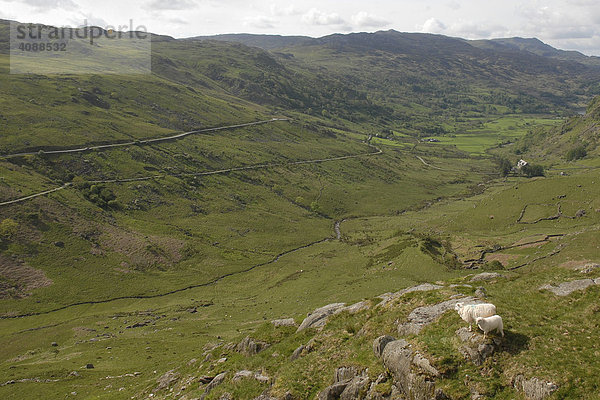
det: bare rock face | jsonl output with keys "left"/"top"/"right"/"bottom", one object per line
{"left": 374, "top": 336, "right": 446, "bottom": 400}
{"left": 237, "top": 336, "right": 269, "bottom": 355}
{"left": 513, "top": 375, "right": 558, "bottom": 400}
{"left": 539, "top": 279, "right": 598, "bottom": 296}
{"left": 455, "top": 327, "right": 500, "bottom": 366}
{"left": 297, "top": 303, "right": 346, "bottom": 332}
{"left": 397, "top": 297, "right": 477, "bottom": 336}
{"left": 290, "top": 338, "right": 316, "bottom": 361}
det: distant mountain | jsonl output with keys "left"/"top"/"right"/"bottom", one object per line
{"left": 468, "top": 37, "right": 600, "bottom": 66}
{"left": 188, "top": 33, "right": 313, "bottom": 50}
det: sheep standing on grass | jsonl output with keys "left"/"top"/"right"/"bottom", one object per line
{"left": 455, "top": 302, "right": 497, "bottom": 331}
{"left": 476, "top": 315, "right": 504, "bottom": 338}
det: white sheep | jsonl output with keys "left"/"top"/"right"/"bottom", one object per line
{"left": 454, "top": 302, "right": 497, "bottom": 331}
{"left": 476, "top": 315, "right": 504, "bottom": 338}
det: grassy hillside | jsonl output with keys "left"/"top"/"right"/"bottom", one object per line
{"left": 0, "top": 20, "right": 599, "bottom": 400}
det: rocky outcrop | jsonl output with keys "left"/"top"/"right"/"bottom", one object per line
{"left": 455, "top": 327, "right": 500, "bottom": 366}
{"left": 237, "top": 336, "right": 269, "bottom": 355}
{"left": 377, "top": 283, "right": 443, "bottom": 308}
{"left": 317, "top": 367, "right": 369, "bottom": 400}
{"left": 374, "top": 336, "right": 446, "bottom": 400}
{"left": 397, "top": 297, "right": 476, "bottom": 336}
{"left": 297, "top": 303, "right": 346, "bottom": 332}
{"left": 344, "top": 301, "right": 370, "bottom": 314}
{"left": 470, "top": 272, "right": 505, "bottom": 282}
{"left": 232, "top": 370, "right": 270, "bottom": 383}
{"left": 154, "top": 370, "right": 179, "bottom": 392}
{"left": 539, "top": 279, "right": 599, "bottom": 296}
{"left": 200, "top": 372, "right": 227, "bottom": 400}
{"left": 513, "top": 375, "right": 558, "bottom": 400}
{"left": 271, "top": 318, "right": 297, "bottom": 328}
{"left": 290, "top": 338, "right": 316, "bottom": 360}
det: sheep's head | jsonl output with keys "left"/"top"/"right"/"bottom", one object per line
{"left": 475, "top": 317, "right": 483, "bottom": 325}
{"left": 454, "top": 302, "right": 464, "bottom": 311}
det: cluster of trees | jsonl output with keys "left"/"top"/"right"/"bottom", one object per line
{"left": 565, "top": 145, "right": 587, "bottom": 161}
{"left": 496, "top": 157, "right": 544, "bottom": 177}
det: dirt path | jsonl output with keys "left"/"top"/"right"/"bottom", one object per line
{"left": 415, "top": 155, "right": 443, "bottom": 170}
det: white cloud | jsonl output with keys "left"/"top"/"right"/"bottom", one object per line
{"left": 446, "top": 1, "right": 461, "bottom": 10}
{"left": 421, "top": 17, "right": 446, "bottom": 34}
{"left": 302, "top": 8, "right": 345, "bottom": 26}
{"left": 9, "top": 0, "right": 77, "bottom": 11}
{"left": 244, "top": 15, "right": 276, "bottom": 29}
{"left": 270, "top": 4, "right": 300, "bottom": 17}
{"left": 147, "top": 0, "right": 196, "bottom": 11}
{"left": 350, "top": 11, "right": 389, "bottom": 28}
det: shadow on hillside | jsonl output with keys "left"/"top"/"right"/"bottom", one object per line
{"left": 499, "top": 330, "right": 530, "bottom": 355}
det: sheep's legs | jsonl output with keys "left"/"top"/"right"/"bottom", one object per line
{"left": 468, "top": 325, "right": 472, "bottom": 332}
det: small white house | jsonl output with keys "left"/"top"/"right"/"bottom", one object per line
{"left": 516, "top": 159, "right": 528, "bottom": 169}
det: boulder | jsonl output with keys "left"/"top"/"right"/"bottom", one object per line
{"left": 297, "top": 303, "right": 346, "bottom": 332}
{"left": 539, "top": 279, "right": 598, "bottom": 296}
{"left": 397, "top": 297, "right": 476, "bottom": 336}
{"left": 237, "top": 336, "right": 269, "bottom": 355}
{"left": 513, "top": 375, "right": 558, "bottom": 400}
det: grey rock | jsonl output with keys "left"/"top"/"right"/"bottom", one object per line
{"left": 377, "top": 283, "right": 443, "bottom": 308}
{"left": 470, "top": 272, "right": 503, "bottom": 282}
{"left": 373, "top": 335, "right": 396, "bottom": 358}
{"left": 412, "top": 352, "right": 440, "bottom": 377}
{"left": 297, "top": 303, "right": 346, "bottom": 332}
{"left": 344, "top": 301, "right": 370, "bottom": 314}
{"left": 340, "top": 373, "right": 370, "bottom": 400}
{"left": 200, "top": 372, "right": 226, "bottom": 400}
{"left": 576, "top": 263, "right": 600, "bottom": 273}
{"left": 474, "top": 287, "right": 487, "bottom": 298}
{"left": 456, "top": 327, "right": 498, "bottom": 366}
{"left": 290, "top": 344, "right": 305, "bottom": 361}
{"left": 232, "top": 370, "right": 253, "bottom": 382}
{"left": 317, "top": 382, "right": 349, "bottom": 400}
{"left": 290, "top": 338, "right": 316, "bottom": 361}
{"left": 237, "top": 336, "right": 269, "bottom": 355}
{"left": 154, "top": 370, "right": 179, "bottom": 392}
{"left": 539, "top": 279, "right": 597, "bottom": 296}
{"left": 513, "top": 375, "right": 558, "bottom": 400}
{"left": 334, "top": 366, "right": 358, "bottom": 383}
{"left": 379, "top": 339, "right": 445, "bottom": 400}
{"left": 271, "top": 318, "right": 297, "bottom": 327}
{"left": 398, "top": 297, "right": 476, "bottom": 336}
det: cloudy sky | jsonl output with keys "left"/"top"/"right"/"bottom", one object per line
{"left": 2, "top": 0, "right": 600, "bottom": 55}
